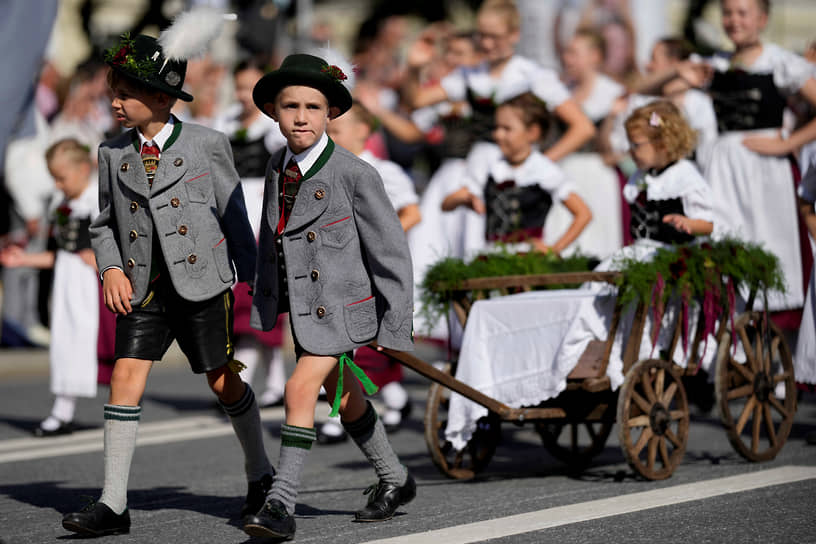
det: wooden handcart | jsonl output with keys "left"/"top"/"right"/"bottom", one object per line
{"left": 377, "top": 271, "right": 797, "bottom": 481}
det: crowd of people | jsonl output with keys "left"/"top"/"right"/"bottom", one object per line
{"left": 2, "top": 0, "right": 816, "bottom": 467}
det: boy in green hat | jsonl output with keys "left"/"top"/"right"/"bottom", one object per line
{"left": 62, "top": 12, "right": 274, "bottom": 537}
{"left": 243, "top": 51, "right": 416, "bottom": 540}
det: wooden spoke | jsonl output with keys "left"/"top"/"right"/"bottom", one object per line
{"left": 669, "top": 410, "right": 686, "bottom": 421}
{"left": 633, "top": 426, "right": 653, "bottom": 456}
{"left": 655, "top": 368, "right": 665, "bottom": 398}
{"left": 772, "top": 372, "right": 792, "bottom": 384}
{"left": 735, "top": 396, "right": 757, "bottom": 435}
{"left": 647, "top": 435, "right": 659, "bottom": 470}
{"left": 738, "top": 326, "right": 759, "bottom": 372}
{"left": 763, "top": 402, "right": 777, "bottom": 448}
{"left": 641, "top": 372, "right": 657, "bottom": 403}
{"left": 768, "top": 395, "right": 789, "bottom": 419}
{"left": 727, "top": 384, "right": 754, "bottom": 400}
{"left": 627, "top": 415, "right": 650, "bottom": 428}
{"left": 751, "top": 403, "right": 762, "bottom": 453}
{"left": 453, "top": 449, "right": 465, "bottom": 468}
{"left": 755, "top": 329, "right": 766, "bottom": 375}
{"left": 728, "top": 356, "right": 755, "bottom": 383}
{"left": 665, "top": 428, "right": 682, "bottom": 448}
{"left": 632, "top": 390, "right": 652, "bottom": 413}
{"left": 661, "top": 382, "right": 678, "bottom": 405}
{"left": 659, "top": 436, "right": 671, "bottom": 468}
{"left": 770, "top": 336, "right": 781, "bottom": 362}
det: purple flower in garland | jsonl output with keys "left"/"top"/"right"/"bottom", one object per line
{"left": 321, "top": 64, "right": 348, "bottom": 82}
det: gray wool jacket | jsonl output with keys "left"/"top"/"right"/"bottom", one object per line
{"left": 250, "top": 140, "right": 414, "bottom": 355}
{"left": 90, "top": 121, "right": 257, "bottom": 304}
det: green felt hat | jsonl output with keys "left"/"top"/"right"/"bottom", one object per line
{"left": 252, "top": 54, "right": 353, "bottom": 117}
{"left": 105, "top": 33, "right": 193, "bottom": 102}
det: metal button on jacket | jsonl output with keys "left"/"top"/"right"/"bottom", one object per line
{"left": 314, "top": 189, "right": 325, "bottom": 200}
{"left": 177, "top": 225, "right": 188, "bottom": 235}
{"left": 174, "top": 158, "right": 183, "bottom": 167}
{"left": 311, "top": 269, "right": 320, "bottom": 281}
{"left": 130, "top": 201, "right": 139, "bottom": 212}
{"left": 306, "top": 231, "right": 316, "bottom": 242}
{"left": 127, "top": 258, "right": 136, "bottom": 269}
{"left": 170, "top": 197, "right": 180, "bottom": 208}
{"left": 187, "top": 254, "right": 197, "bottom": 264}
{"left": 120, "top": 163, "right": 129, "bottom": 172}
{"left": 316, "top": 306, "right": 326, "bottom": 318}
{"left": 129, "top": 230, "right": 138, "bottom": 241}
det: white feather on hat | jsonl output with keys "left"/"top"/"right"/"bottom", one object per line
{"left": 311, "top": 46, "right": 356, "bottom": 91}
{"left": 158, "top": 6, "right": 227, "bottom": 69}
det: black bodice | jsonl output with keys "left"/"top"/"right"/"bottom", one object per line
{"left": 465, "top": 88, "right": 498, "bottom": 145}
{"left": 709, "top": 71, "right": 786, "bottom": 132}
{"left": 53, "top": 214, "right": 92, "bottom": 253}
{"left": 628, "top": 192, "right": 694, "bottom": 245}
{"left": 230, "top": 134, "right": 272, "bottom": 178}
{"left": 484, "top": 176, "right": 553, "bottom": 242}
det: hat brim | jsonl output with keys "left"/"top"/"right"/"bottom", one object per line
{"left": 252, "top": 69, "right": 352, "bottom": 117}
{"left": 108, "top": 63, "right": 194, "bottom": 102}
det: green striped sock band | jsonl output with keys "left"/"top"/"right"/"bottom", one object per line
{"left": 104, "top": 404, "right": 142, "bottom": 422}
{"left": 281, "top": 424, "right": 316, "bottom": 450}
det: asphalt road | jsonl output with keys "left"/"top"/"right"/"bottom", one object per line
{"left": 1, "top": 343, "right": 815, "bottom": 544}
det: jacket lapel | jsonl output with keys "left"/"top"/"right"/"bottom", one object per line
{"left": 149, "top": 148, "right": 188, "bottom": 195}
{"left": 284, "top": 176, "right": 331, "bottom": 232}
{"left": 116, "top": 149, "right": 150, "bottom": 198}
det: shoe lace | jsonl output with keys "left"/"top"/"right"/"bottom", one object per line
{"left": 263, "top": 500, "right": 289, "bottom": 519}
{"left": 78, "top": 495, "right": 97, "bottom": 512}
{"left": 362, "top": 481, "right": 384, "bottom": 496}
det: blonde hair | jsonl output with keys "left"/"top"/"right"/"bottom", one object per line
{"left": 478, "top": 0, "right": 521, "bottom": 32}
{"left": 348, "top": 100, "right": 378, "bottom": 132}
{"left": 46, "top": 138, "right": 92, "bottom": 166}
{"left": 624, "top": 101, "right": 697, "bottom": 162}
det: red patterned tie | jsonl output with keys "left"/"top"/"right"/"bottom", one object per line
{"left": 141, "top": 142, "right": 160, "bottom": 186}
{"left": 277, "top": 158, "right": 302, "bottom": 234}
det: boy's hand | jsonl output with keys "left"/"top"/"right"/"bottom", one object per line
{"left": 663, "top": 214, "right": 692, "bottom": 234}
{"left": 103, "top": 268, "right": 134, "bottom": 314}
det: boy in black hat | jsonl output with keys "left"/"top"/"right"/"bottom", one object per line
{"left": 243, "top": 51, "right": 416, "bottom": 540}
{"left": 62, "top": 12, "right": 274, "bottom": 537}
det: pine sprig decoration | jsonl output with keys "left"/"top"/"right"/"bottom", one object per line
{"left": 105, "top": 33, "right": 158, "bottom": 79}
{"left": 418, "top": 249, "right": 595, "bottom": 331}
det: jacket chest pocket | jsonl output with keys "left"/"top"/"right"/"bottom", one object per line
{"left": 319, "top": 216, "right": 353, "bottom": 249}
{"left": 185, "top": 173, "right": 213, "bottom": 203}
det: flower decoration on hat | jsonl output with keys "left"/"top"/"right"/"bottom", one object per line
{"left": 321, "top": 64, "right": 348, "bottom": 82}
{"left": 105, "top": 33, "right": 158, "bottom": 80}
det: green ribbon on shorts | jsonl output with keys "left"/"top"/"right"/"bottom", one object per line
{"left": 330, "top": 353, "right": 379, "bottom": 417}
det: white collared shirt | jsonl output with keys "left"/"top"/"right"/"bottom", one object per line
{"left": 137, "top": 115, "right": 176, "bottom": 155}
{"left": 282, "top": 131, "right": 328, "bottom": 175}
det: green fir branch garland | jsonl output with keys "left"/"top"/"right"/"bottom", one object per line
{"left": 105, "top": 33, "right": 159, "bottom": 80}
{"left": 418, "top": 249, "right": 595, "bottom": 330}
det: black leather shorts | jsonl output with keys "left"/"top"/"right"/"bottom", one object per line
{"left": 115, "top": 277, "right": 235, "bottom": 374}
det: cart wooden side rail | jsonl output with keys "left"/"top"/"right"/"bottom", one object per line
{"left": 374, "top": 271, "right": 797, "bottom": 481}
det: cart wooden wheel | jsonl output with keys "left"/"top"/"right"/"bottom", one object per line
{"left": 424, "top": 363, "right": 500, "bottom": 479}
{"left": 536, "top": 394, "right": 615, "bottom": 470}
{"left": 617, "top": 359, "right": 689, "bottom": 480}
{"left": 715, "top": 311, "right": 796, "bottom": 462}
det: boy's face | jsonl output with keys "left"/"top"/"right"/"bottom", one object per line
{"left": 110, "top": 79, "right": 169, "bottom": 130}
{"left": 49, "top": 154, "right": 90, "bottom": 201}
{"left": 266, "top": 86, "right": 336, "bottom": 154}
{"left": 326, "top": 111, "right": 369, "bottom": 154}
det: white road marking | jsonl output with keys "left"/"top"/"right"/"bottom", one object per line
{"left": 0, "top": 403, "right": 379, "bottom": 464}
{"left": 360, "top": 465, "right": 816, "bottom": 544}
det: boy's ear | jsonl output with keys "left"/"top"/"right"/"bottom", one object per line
{"left": 264, "top": 103, "right": 279, "bottom": 122}
{"left": 328, "top": 106, "right": 342, "bottom": 120}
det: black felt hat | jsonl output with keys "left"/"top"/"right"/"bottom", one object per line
{"left": 105, "top": 33, "right": 193, "bottom": 102}
{"left": 253, "top": 54, "right": 353, "bottom": 117}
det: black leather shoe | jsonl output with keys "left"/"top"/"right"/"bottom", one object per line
{"left": 243, "top": 499, "right": 295, "bottom": 540}
{"left": 354, "top": 473, "right": 416, "bottom": 522}
{"left": 241, "top": 472, "right": 274, "bottom": 519}
{"left": 62, "top": 501, "right": 130, "bottom": 536}
{"left": 33, "top": 420, "right": 74, "bottom": 437}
